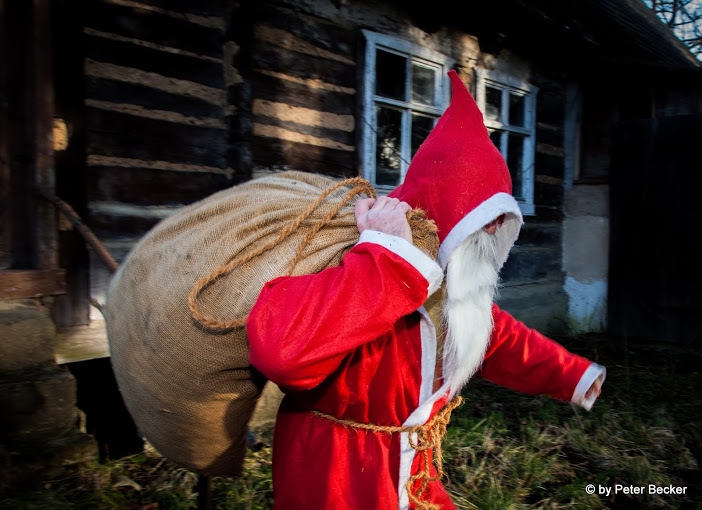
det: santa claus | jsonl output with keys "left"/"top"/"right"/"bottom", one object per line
{"left": 246, "top": 70, "right": 605, "bottom": 509}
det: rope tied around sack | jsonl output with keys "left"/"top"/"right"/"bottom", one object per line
{"left": 312, "top": 396, "right": 463, "bottom": 510}
{"left": 188, "top": 176, "right": 377, "bottom": 331}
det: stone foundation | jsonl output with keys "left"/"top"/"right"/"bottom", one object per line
{"left": 0, "top": 300, "right": 96, "bottom": 495}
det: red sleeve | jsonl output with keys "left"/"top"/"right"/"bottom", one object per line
{"left": 478, "top": 304, "right": 593, "bottom": 402}
{"left": 246, "top": 240, "right": 439, "bottom": 391}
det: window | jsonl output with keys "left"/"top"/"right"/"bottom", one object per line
{"left": 361, "top": 31, "right": 454, "bottom": 192}
{"left": 475, "top": 68, "right": 537, "bottom": 216}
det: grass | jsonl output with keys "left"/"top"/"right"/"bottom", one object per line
{"left": 1, "top": 334, "right": 700, "bottom": 509}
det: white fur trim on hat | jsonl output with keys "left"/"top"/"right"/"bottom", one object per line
{"left": 438, "top": 192, "right": 523, "bottom": 270}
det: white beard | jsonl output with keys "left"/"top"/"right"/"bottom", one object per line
{"left": 441, "top": 229, "right": 500, "bottom": 396}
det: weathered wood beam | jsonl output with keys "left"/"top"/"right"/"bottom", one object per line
{"left": 0, "top": 269, "right": 66, "bottom": 300}
{"left": 34, "top": 0, "right": 58, "bottom": 269}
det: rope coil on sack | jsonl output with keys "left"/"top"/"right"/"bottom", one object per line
{"left": 188, "top": 176, "right": 377, "bottom": 331}
{"left": 312, "top": 397, "right": 464, "bottom": 510}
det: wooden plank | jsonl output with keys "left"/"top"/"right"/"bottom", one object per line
{"left": 54, "top": 320, "right": 110, "bottom": 364}
{"left": 534, "top": 179, "right": 564, "bottom": 208}
{"left": 253, "top": 114, "right": 356, "bottom": 148}
{"left": 259, "top": 9, "right": 357, "bottom": 61}
{"left": 85, "top": 1, "right": 225, "bottom": 57}
{"left": 0, "top": 269, "right": 66, "bottom": 299}
{"left": 87, "top": 212, "right": 161, "bottom": 240}
{"left": 0, "top": 0, "right": 9, "bottom": 268}
{"left": 84, "top": 33, "right": 225, "bottom": 88}
{"left": 252, "top": 136, "right": 356, "bottom": 177}
{"left": 516, "top": 222, "right": 562, "bottom": 247}
{"left": 34, "top": 0, "right": 58, "bottom": 269}
{"left": 255, "top": 71, "right": 355, "bottom": 113}
{"left": 500, "top": 246, "right": 562, "bottom": 285}
{"left": 87, "top": 77, "right": 224, "bottom": 119}
{"left": 86, "top": 108, "right": 228, "bottom": 167}
{"left": 53, "top": 0, "right": 93, "bottom": 329}
{"left": 89, "top": 166, "right": 232, "bottom": 205}
{"left": 254, "top": 45, "right": 356, "bottom": 86}
{"left": 534, "top": 151, "right": 565, "bottom": 179}
{"left": 5, "top": 1, "right": 38, "bottom": 266}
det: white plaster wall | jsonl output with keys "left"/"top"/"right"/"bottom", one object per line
{"left": 562, "top": 185, "right": 609, "bottom": 333}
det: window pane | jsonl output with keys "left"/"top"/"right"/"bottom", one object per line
{"left": 411, "top": 113, "right": 435, "bottom": 158}
{"left": 489, "top": 128, "right": 503, "bottom": 151}
{"left": 375, "top": 106, "right": 403, "bottom": 186}
{"left": 507, "top": 133, "right": 524, "bottom": 198}
{"left": 509, "top": 93, "right": 525, "bottom": 127}
{"left": 411, "top": 64, "right": 435, "bottom": 106}
{"left": 485, "top": 86, "right": 502, "bottom": 122}
{"left": 376, "top": 50, "right": 407, "bottom": 101}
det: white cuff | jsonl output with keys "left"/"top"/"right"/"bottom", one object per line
{"left": 358, "top": 230, "right": 444, "bottom": 296}
{"left": 571, "top": 363, "right": 606, "bottom": 411}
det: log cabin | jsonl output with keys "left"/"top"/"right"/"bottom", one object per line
{"left": 1, "top": 0, "right": 700, "bottom": 489}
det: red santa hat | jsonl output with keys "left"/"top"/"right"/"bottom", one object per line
{"left": 389, "top": 70, "right": 523, "bottom": 270}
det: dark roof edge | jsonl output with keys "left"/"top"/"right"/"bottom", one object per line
{"left": 591, "top": 0, "right": 701, "bottom": 69}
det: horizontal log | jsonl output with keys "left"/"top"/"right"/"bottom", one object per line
{"left": 535, "top": 126, "right": 563, "bottom": 148}
{"left": 252, "top": 137, "right": 356, "bottom": 177}
{"left": 534, "top": 179, "right": 564, "bottom": 208}
{"left": 514, "top": 222, "right": 562, "bottom": 247}
{"left": 254, "top": 44, "right": 356, "bottom": 87}
{"left": 86, "top": 1, "right": 225, "bottom": 56}
{"left": 536, "top": 90, "right": 566, "bottom": 125}
{"left": 87, "top": 212, "right": 162, "bottom": 240}
{"left": 261, "top": 8, "right": 356, "bottom": 59}
{"left": 87, "top": 77, "right": 224, "bottom": 119}
{"left": 534, "top": 149, "right": 564, "bottom": 176}
{"left": 253, "top": 113, "right": 355, "bottom": 148}
{"left": 85, "top": 33, "right": 225, "bottom": 89}
{"left": 0, "top": 269, "right": 66, "bottom": 299}
{"left": 254, "top": 71, "right": 355, "bottom": 113}
{"left": 86, "top": 108, "right": 228, "bottom": 168}
{"left": 89, "top": 166, "right": 233, "bottom": 206}
{"left": 500, "top": 246, "right": 562, "bottom": 283}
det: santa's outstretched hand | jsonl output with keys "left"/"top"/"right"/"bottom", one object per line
{"left": 355, "top": 197, "right": 413, "bottom": 243}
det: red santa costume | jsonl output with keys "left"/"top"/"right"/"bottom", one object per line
{"left": 246, "top": 70, "right": 606, "bottom": 509}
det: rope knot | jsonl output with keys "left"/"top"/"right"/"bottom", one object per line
{"left": 406, "top": 397, "right": 463, "bottom": 510}
{"left": 312, "top": 396, "right": 463, "bottom": 510}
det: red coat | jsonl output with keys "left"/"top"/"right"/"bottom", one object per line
{"left": 247, "top": 231, "right": 604, "bottom": 509}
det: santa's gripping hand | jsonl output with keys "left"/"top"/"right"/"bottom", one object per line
{"left": 355, "top": 197, "right": 413, "bottom": 243}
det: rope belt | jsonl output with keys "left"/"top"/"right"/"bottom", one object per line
{"left": 311, "top": 396, "right": 463, "bottom": 510}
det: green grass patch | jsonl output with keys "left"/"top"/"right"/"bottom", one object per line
{"left": 1, "top": 334, "right": 700, "bottom": 509}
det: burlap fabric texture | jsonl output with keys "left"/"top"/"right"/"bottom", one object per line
{"left": 104, "top": 170, "right": 438, "bottom": 477}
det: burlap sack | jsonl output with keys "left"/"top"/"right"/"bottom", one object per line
{"left": 104, "top": 171, "right": 438, "bottom": 477}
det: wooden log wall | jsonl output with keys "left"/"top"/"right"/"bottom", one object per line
{"left": 75, "top": 0, "right": 574, "bottom": 333}
{"left": 498, "top": 76, "right": 570, "bottom": 333}
{"left": 250, "top": 3, "right": 358, "bottom": 178}
{"left": 84, "top": 0, "right": 242, "bottom": 243}
{"left": 80, "top": 0, "right": 247, "bottom": 318}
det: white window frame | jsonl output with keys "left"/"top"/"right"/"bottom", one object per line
{"left": 361, "top": 30, "right": 455, "bottom": 193}
{"left": 474, "top": 68, "right": 537, "bottom": 216}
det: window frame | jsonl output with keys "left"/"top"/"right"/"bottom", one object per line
{"left": 474, "top": 68, "right": 538, "bottom": 216}
{"left": 361, "top": 30, "right": 455, "bottom": 193}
